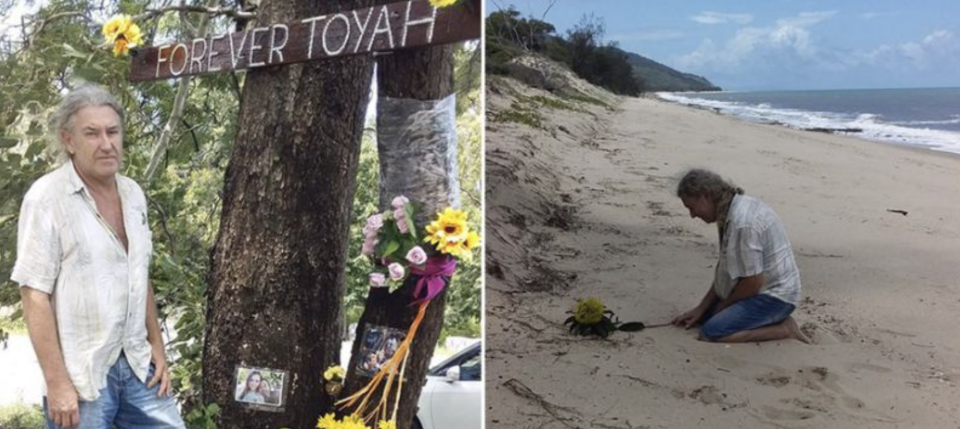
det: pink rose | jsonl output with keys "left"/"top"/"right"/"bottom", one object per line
{"left": 361, "top": 237, "right": 378, "bottom": 257}
{"left": 405, "top": 246, "right": 427, "bottom": 265}
{"left": 366, "top": 214, "right": 384, "bottom": 230}
{"left": 369, "top": 273, "right": 386, "bottom": 287}
{"left": 391, "top": 195, "right": 409, "bottom": 209}
{"left": 388, "top": 263, "right": 405, "bottom": 281}
{"left": 394, "top": 209, "right": 409, "bottom": 234}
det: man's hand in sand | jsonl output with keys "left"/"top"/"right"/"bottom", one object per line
{"left": 672, "top": 307, "right": 706, "bottom": 329}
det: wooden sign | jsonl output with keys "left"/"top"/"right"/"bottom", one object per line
{"left": 129, "top": 0, "right": 479, "bottom": 82}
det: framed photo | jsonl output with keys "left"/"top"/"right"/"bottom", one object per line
{"left": 355, "top": 325, "right": 406, "bottom": 378}
{"left": 234, "top": 366, "right": 288, "bottom": 412}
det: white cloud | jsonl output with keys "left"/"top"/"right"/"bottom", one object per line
{"left": 690, "top": 12, "right": 753, "bottom": 25}
{"left": 677, "top": 11, "right": 835, "bottom": 71}
{"left": 860, "top": 30, "right": 959, "bottom": 71}
{"left": 610, "top": 29, "right": 684, "bottom": 42}
{"left": 675, "top": 13, "right": 960, "bottom": 89}
{"left": 776, "top": 11, "right": 837, "bottom": 27}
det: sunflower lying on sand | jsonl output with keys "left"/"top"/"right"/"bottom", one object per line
{"left": 565, "top": 297, "right": 645, "bottom": 338}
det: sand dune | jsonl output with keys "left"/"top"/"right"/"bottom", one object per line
{"left": 485, "top": 75, "right": 960, "bottom": 428}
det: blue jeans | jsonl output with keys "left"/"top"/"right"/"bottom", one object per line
{"left": 700, "top": 294, "right": 795, "bottom": 341}
{"left": 43, "top": 354, "right": 185, "bottom": 429}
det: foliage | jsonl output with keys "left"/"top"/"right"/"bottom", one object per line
{"left": 0, "top": 0, "right": 481, "bottom": 424}
{"left": 485, "top": 8, "right": 644, "bottom": 96}
{"left": 0, "top": 403, "right": 46, "bottom": 429}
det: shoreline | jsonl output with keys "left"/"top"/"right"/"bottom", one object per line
{"left": 652, "top": 91, "right": 960, "bottom": 158}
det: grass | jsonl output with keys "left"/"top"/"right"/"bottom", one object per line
{"left": 563, "top": 93, "right": 612, "bottom": 110}
{"left": 0, "top": 403, "right": 45, "bottom": 429}
{"left": 489, "top": 102, "right": 544, "bottom": 129}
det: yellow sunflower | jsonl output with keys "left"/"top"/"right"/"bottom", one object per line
{"left": 436, "top": 239, "right": 471, "bottom": 261}
{"left": 573, "top": 297, "right": 605, "bottom": 325}
{"left": 102, "top": 15, "right": 144, "bottom": 56}
{"left": 323, "top": 365, "right": 345, "bottom": 381}
{"left": 464, "top": 231, "right": 480, "bottom": 250}
{"left": 429, "top": 0, "right": 458, "bottom": 7}
{"left": 378, "top": 420, "right": 397, "bottom": 429}
{"left": 102, "top": 15, "right": 131, "bottom": 42}
{"left": 316, "top": 413, "right": 338, "bottom": 429}
{"left": 112, "top": 38, "right": 129, "bottom": 56}
{"left": 425, "top": 208, "right": 468, "bottom": 246}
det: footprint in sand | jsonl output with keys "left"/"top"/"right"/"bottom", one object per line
{"left": 758, "top": 405, "right": 816, "bottom": 421}
{"left": 687, "top": 385, "right": 745, "bottom": 409}
{"left": 756, "top": 373, "right": 792, "bottom": 387}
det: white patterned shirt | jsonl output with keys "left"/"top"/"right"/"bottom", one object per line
{"left": 11, "top": 161, "right": 154, "bottom": 401}
{"left": 714, "top": 195, "right": 802, "bottom": 305}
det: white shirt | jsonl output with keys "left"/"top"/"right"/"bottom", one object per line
{"left": 714, "top": 195, "right": 802, "bottom": 305}
{"left": 11, "top": 161, "right": 153, "bottom": 401}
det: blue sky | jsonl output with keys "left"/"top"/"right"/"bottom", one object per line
{"left": 488, "top": 0, "right": 960, "bottom": 91}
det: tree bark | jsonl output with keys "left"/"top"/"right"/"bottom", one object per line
{"left": 341, "top": 45, "right": 457, "bottom": 429}
{"left": 202, "top": 2, "right": 377, "bottom": 429}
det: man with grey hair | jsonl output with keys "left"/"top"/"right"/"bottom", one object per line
{"left": 671, "top": 168, "right": 810, "bottom": 344}
{"left": 13, "top": 85, "right": 185, "bottom": 428}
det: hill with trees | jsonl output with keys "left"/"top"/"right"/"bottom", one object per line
{"left": 487, "top": 8, "right": 720, "bottom": 94}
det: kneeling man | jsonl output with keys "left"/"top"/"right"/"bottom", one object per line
{"left": 672, "top": 169, "right": 809, "bottom": 343}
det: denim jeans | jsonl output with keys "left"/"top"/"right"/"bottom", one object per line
{"left": 700, "top": 294, "right": 796, "bottom": 341}
{"left": 43, "top": 354, "right": 185, "bottom": 429}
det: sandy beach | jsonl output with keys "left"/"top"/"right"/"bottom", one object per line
{"left": 485, "top": 74, "right": 960, "bottom": 428}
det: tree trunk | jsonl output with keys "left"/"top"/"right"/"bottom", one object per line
{"left": 202, "top": 2, "right": 376, "bottom": 428}
{"left": 341, "top": 45, "right": 457, "bottom": 429}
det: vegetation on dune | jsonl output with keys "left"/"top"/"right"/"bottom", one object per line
{"left": 486, "top": 7, "right": 720, "bottom": 94}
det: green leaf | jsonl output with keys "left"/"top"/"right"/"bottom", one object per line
{"left": 25, "top": 141, "right": 44, "bottom": 159}
{"left": 0, "top": 137, "right": 18, "bottom": 149}
{"left": 381, "top": 240, "right": 400, "bottom": 258}
{"left": 404, "top": 204, "right": 417, "bottom": 239}
{"left": 592, "top": 325, "right": 607, "bottom": 338}
{"left": 62, "top": 43, "right": 88, "bottom": 59}
{"left": 603, "top": 319, "right": 616, "bottom": 332}
{"left": 618, "top": 322, "right": 646, "bottom": 332}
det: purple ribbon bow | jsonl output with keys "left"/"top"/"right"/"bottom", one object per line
{"left": 408, "top": 256, "right": 458, "bottom": 306}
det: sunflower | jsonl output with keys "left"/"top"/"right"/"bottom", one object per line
{"left": 425, "top": 207, "right": 469, "bottom": 248}
{"left": 573, "top": 297, "right": 605, "bottom": 325}
{"left": 436, "top": 239, "right": 472, "bottom": 261}
{"left": 464, "top": 231, "right": 480, "bottom": 250}
{"left": 316, "top": 413, "right": 338, "bottom": 429}
{"left": 378, "top": 421, "right": 397, "bottom": 429}
{"left": 102, "top": 15, "right": 144, "bottom": 56}
{"left": 102, "top": 15, "right": 131, "bottom": 42}
{"left": 429, "top": 0, "right": 458, "bottom": 7}
{"left": 323, "top": 365, "right": 345, "bottom": 382}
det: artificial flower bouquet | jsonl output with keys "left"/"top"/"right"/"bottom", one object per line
{"left": 362, "top": 196, "right": 479, "bottom": 301}
{"left": 332, "top": 196, "right": 479, "bottom": 429}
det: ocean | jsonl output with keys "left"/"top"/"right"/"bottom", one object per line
{"left": 657, "top": 87, "right": 960, "bottom": 155}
